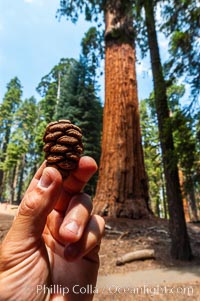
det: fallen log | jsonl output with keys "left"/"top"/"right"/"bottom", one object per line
{"left": 116, "top": 249, "right": 155, "bottom": 266}
{"left": 106, "top": 230, "right": 124, "bottom": 235}
{"left": 105, "top": 224, "right": 112, "bottom": 230}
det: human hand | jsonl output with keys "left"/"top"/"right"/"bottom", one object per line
{"left": 0, "top": 156, "right": 105, "bottom": 301}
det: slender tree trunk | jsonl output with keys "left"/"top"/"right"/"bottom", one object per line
{"left": 0, "top": 170, "right": 4, "bottom": 202}
{"left": 0, "top": 128, "right": 11, "bottom": 200}
{"left": 155, "top": 196, "right": 160, "bottom": 217}
{"left": 179, "top": 169, "right": 190, "bottom": 222}
{"left": 186, "top": 176, "right": 199, "bottom": 222}
{"left": 144, "top": 0, "right": 192, "bottom": 260}
{"left": 94, "top": 4, "right": 151, "bottom": 218}
{"left": 16, "top": 155, "right": 26, "bottom": 205}
{"left": 161, "top": 166, "right": 168, "bottom": 219}
{"left": 10, "top": 164, "right": 18, "bottom": 204}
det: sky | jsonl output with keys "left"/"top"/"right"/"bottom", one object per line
{"left": 0, "top": 0, "right": 160, "bottom": 104}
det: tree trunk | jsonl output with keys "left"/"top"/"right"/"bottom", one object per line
{"left": 161, "top": 167, "right": 168, "bottom": 219}
{"left": 0, "top": 127, "right": 11, "bottom": 200}
{"left": 144, "top": 0, "right": 192, "bottom": 260}
{"left": 116, "top": 249, "right": 155, "bottom": 265}
{"left": 186, "top": 176, "right": 199, "bottom": 222}
{"left": 155, "top": 196, "right": 160, "bottom": 217}
{"left": 16, "top": 154, "right": 26, "bottom": 205}
{"left": 179, "top": 169, "right": 190, "bottom": 222}
{"left": 93, "top": 4, "right": 151, "bottom": 218}
{"left": 11, "top": 164, "right": 18, "bottom": 204}
{"left": 0, "top": 170, "right": 4, "bottom": 202}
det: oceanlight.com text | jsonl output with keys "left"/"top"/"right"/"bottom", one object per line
{"left": 103, "top": 284, "right": 194, "bottom": 296}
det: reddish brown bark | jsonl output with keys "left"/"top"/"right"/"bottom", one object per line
{"left": 179, "top": 169, "right": 190, "bottom": 222}
{"left": 93, "top": 37, "right": 150, "bottom": 218}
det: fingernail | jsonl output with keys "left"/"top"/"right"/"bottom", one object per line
{"left": 65, "top": 221, "right": 79, "bottom": 235}
{"left": 38, "top": 170, "right": 52, "bottom": 188}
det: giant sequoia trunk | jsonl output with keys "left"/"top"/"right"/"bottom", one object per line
{"left": 93, "top": 4, "right": 150, "bottom": 218}
{"left": 144, "top": 0, "right": 192, "bottom": 260}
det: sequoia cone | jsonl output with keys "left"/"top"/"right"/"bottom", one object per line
{"left": 43, "top": 120, "right": 83, "bottom": 178}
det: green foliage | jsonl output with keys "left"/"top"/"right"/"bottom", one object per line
{"left": 56, "top": 56, "right": 102, "bottom": 195}
{"left": 161, "top": 0, "right": 200, "bottom": 101}
{"left": 0, "top": 77, "right": 22, "bottom": 143}
{"left": 172, "top": 111, "right": 195, "bottom": 171}
{"left": 3, "top": 96, "right": 40, "bottom": 201}
{"left": 133, "top": 0, "right": 149, "bottom": 58}
{"left": 39, "top": 86, "right": 57, "bottom": 124}
{"left": 57, "top": 0, "right": 199, "bottom": 103}
{"left": 36, "top": 29, "right": 103, "bottom": 195}
{"left": 169, "top": 86, "right": 199, "bottom": 205}
{"left": 0, "top": 77, "right": 23, "bottom": 201}
{"left": 142, "top": 83, "right": 200, "bottom": 218}
{"left": 81, "top": 27, "right": 104, "bottom": 72}
{"left": 167, "top": 84, "right": 185, "bottom": 110}
{"left": 58, "top": 0, "right": 137, "bottom": 23}
{"left": 57, "top": 0, "right": 105, "bottom": 23}
{"left": 133, "top": 0, "right": 199, "bottom": 105}
{"left": 54, "top": 28, "right": 103, "bottom": 195}
{"left": 37, "top": 58, "right": 74, "bottom": 97}
{"left": 166, "top": 84, "right": 196, "bottom": 175}
{"left": 0, "top": 77, "right": 23, "bottom": 168}
{"left": 36, "top": 58, "right": 76, "bottom": 124}
{"left": 140, "top": 98, "right": 165, "bottom": 217}
{"left": 58, "top": 1, "right": 137, "bottom": 45}
{"left": 4, "top": 131, "right": 27, "bottom": 171}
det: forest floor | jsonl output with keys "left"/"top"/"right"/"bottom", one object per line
{"left": 95, "top": 216, "right": 200, "bottom": 300}
{"left": 0, "top": 204, "right": 200, "bottom": 300}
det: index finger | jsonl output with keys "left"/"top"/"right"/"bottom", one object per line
{"left": 25, "top": 161, "right": 47, "bottom": 194}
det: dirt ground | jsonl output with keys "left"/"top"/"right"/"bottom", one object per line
{"left": 99, "top": 216, "right": 200, "bottom": 275}
{"left": 0, "top": 208, "right": 200, "bottom": 300}
{"left": 95, "top": 216, "right": 200, "bottom": 300}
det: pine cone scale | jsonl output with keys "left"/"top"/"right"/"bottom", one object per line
{"left": 57, "top": 136, "right": 80, "bottom": 146}
{"left": 47, "top": 123, "right": 73, "bottom": 133}
{"left": 50, "top": 144, "right": 70, "bottom": 153}
{"left": 47, "top": 155, "right": 65, "bottom": 163}
{"left": 65, "top": 129, "right": 82, "bottom": 140}
{"left": 43, "top": 142, "right": 55, "bottom": 152}
{"left": 44, "top": 131, "right": 63, "bottom": 142}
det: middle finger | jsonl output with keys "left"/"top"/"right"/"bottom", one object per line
{"left": 47, "top": 193, "right": 92, "bottom": 245}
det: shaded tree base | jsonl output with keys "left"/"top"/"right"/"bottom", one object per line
{"left": 94, "top": 197, "right": 152, "bottom": 219}
{"left": 170, "top": 233, "right": 193, "bottom": 261}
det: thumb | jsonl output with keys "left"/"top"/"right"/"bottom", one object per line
{"left": 10, "top": 167, "right": 62, "bottom": 241}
